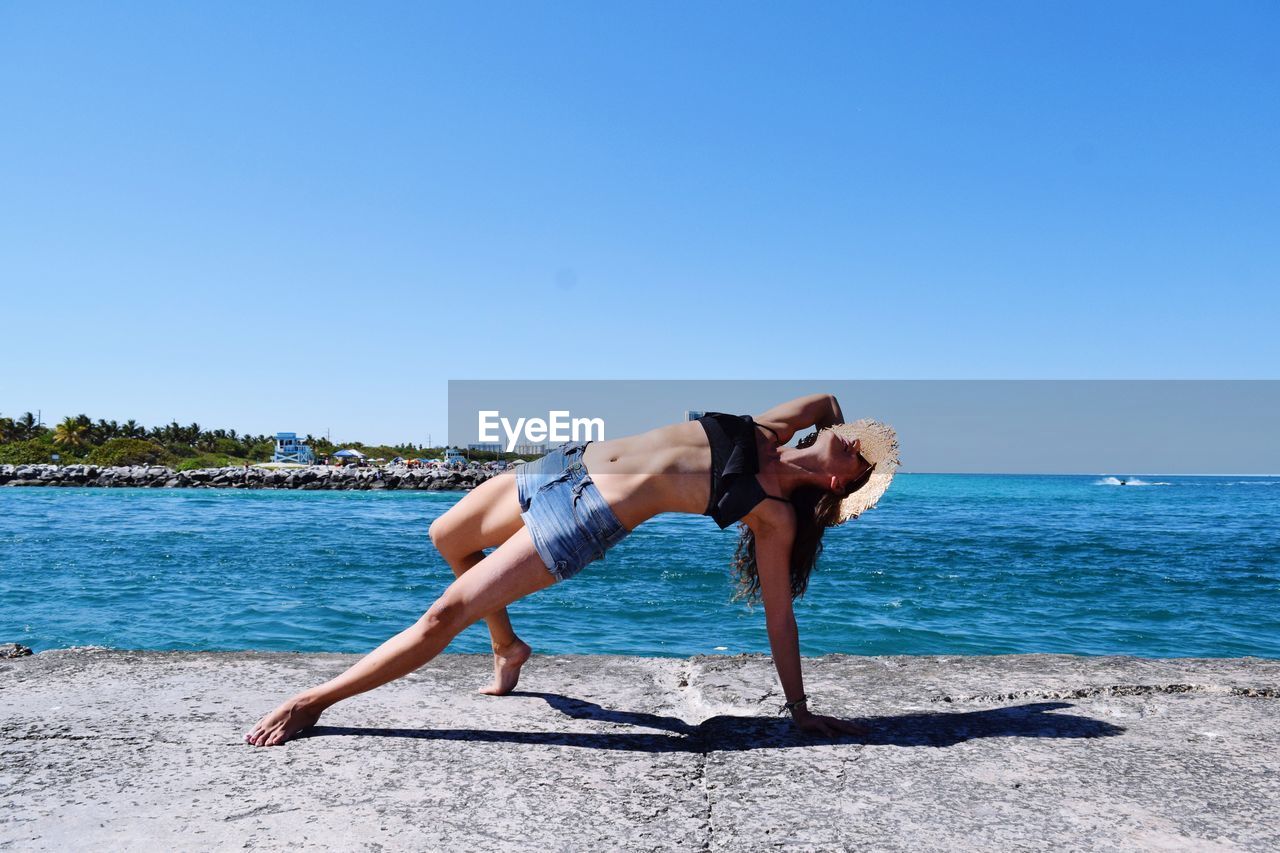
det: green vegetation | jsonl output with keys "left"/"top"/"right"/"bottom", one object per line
{"left": 0, "top": 411, "right": 543, "bottom": 467}
{"left": 0, "top": 411, "right": 493, "bottom": 467}
{"left": 86, "top": 438, "right": 170, "bottom": 467}
{"left": 0, "top": 439, "right": 53, "bottom": 466}
{"left": 174, "top": 454, "right": 243, "bottom": 471}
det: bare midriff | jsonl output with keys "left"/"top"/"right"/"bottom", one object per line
{"left": 581, "top": 420, "right": 714, "bottom": 531}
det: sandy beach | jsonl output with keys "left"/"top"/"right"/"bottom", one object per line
{"left": 3, "top": 649, "right": 1277, "bottom": 851}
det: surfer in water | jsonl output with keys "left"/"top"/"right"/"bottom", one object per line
{"left": 245, "top": 393, "right": 899, "bottom": 746}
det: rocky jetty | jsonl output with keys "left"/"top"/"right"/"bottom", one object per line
{"left": 0, "top": 463, "right": 497, "bottom": 491}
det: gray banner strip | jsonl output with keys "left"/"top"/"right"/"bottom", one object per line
{"left": 448, "top": 380, "right": 1279, "bottom": 475}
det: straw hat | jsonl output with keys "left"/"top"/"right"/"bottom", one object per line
{"left": 827, "top": 419, "right": 900, "bottom": 525}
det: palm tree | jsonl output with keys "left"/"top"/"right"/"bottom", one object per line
{"left": 70, "top": 414, "right": 93, "bottom": 445}
{"left": 18, "top": 412, "right": 38, "bottom": 440}
{"left": 122, "top": 420, "right": 144, "bottom": 439}
{"left": 54, "top": 417, "right": 89, "bottom": 448}
{"left": 0, "top": 417, "right": 17, "bottom": 443}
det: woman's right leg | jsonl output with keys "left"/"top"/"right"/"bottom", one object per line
{"left": 427, "top": 472, "right": 531, "bottom": 694}
{"left": 245, "top": 525, "right": 557, "bottom": 747}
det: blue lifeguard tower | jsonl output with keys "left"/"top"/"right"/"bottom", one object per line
{"left": 273, "top": 432, "right": 316, "bottom": 464}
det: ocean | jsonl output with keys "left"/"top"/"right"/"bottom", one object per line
{"left": 2, "top": 475, "right": 1277, "bottom": 658}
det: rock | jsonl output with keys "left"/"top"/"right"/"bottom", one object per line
{"left": 0, "top": 643, "right": 32, "bottom": 658}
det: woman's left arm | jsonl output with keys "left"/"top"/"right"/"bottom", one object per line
{"left": 754, "top": 393, "right": 844, "bottom": 445}
{"left": 751, "top": 515, "right": 870, "bottom": 738}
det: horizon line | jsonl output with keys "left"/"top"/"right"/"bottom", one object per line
{"left": 898, "top": 471, "right": 1278, "bottom": 478}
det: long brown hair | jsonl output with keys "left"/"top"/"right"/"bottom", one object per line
{"left": 729, "top": 428, "right": 874, "bottom": 606}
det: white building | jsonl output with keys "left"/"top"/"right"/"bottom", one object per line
{"left": 273, "top": 433, "right": 316, "bottom": 464}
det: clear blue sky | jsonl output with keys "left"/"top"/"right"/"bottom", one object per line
{"left": 3, "top": 2, "right": 1276, "bottom": 445}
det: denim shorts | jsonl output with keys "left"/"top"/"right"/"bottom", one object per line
{"left": 516, "top": 440, "right": 629, "bottom": 582}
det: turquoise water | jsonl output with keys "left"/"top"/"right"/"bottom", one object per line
{"left": 2, "top": 475, "right": 1277, "bottom": 658}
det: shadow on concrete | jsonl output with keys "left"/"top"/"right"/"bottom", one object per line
{"left": 299, "top": 693, "right": 1124, "bottom": 751}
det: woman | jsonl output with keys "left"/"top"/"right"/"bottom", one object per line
{"left": 245, "top": 393, "right": 899, "bottom": 746}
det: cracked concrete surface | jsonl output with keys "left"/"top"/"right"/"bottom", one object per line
{"left": 2, "top": 650, "right": 1278, "bottom": 851}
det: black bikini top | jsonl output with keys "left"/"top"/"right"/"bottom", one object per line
{"left": 696, "top": 412, "right": 792, "bottom": 529}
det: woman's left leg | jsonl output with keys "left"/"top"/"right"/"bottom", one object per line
{"left": 244, "top": 526, "right": 557, "bottom": 747}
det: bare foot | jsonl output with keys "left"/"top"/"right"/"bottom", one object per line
{"left": 479, "top": 639, "right": 532, "bottom": 696}
{"left": 244, "top": 695, "right": 324, "bottom": 747}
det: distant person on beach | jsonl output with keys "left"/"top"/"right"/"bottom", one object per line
{"left": 246, "top": 394, "right": 898, "bottom": 746}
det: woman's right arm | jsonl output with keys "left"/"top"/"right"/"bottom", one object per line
{"left": 750, "top": 507, "right": 872, "bottom": 739}
{"left": 751, "top": 516, "right": 808, "bottom": 715}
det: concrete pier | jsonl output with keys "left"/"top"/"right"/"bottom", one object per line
{"left": 3, "top": 650, "right": 1277, "bottom": 851}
